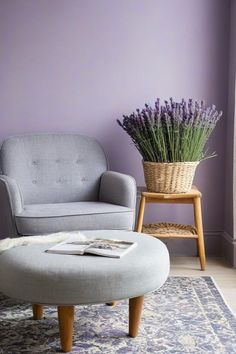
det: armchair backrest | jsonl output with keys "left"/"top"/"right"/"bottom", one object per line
{"left": 0, "top": 134, "right": 108, "bottom": 204}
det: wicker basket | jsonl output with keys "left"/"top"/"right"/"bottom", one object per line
{"left": 142, "top": 160, "right": 199, "bottom": 193}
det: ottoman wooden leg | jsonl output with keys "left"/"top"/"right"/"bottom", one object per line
{"left": 32, "top": 304, "right": 43, "bottom": 320}
{"left": 129, "top": 295, "right": 144, "bottom": 338}
{"left": 58, "top": 306, "right": 74, "bottom": 353}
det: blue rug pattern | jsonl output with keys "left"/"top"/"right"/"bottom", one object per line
{"left": 0, "top": 276, "right": 236, "bottom": 353}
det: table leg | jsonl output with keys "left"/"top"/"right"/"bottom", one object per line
{"left": 193, "top": 197, "right": 206, "bottom": 271}
{"left": 136, "top": 196, "right": 146, "bottom": 232}
{"left": 129, "top": 295, "right": 144, "bottom": 337}
{"left": 58, "top": 306, "right": 74, "bottom": 353}
{"left": 32, "top": 304, "right": 43, "bottom": 320}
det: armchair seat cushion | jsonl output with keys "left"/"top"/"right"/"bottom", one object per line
{"left": 15, "top": 202, "right": 134, "bottom": 235}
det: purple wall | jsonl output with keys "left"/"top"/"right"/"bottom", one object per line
{"left": 0, "top": 0, "right": 230, "bottom": 254}
{"left": 225, "top": 0, "right": 236, "bottom": 238}
{"left": 223, "top": 0, "right": 236, "bottom": 265}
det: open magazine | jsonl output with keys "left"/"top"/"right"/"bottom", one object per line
{"left": 45, "top": 238, "right": 137, "bottom": 258}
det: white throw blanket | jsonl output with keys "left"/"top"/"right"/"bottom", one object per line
{"left": 0, "top": 231, "right": 86, "bottom": 254}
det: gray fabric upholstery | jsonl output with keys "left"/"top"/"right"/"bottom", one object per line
{"left": 0, "top": 230, "right": 170, "bottom": 305}
{"left": 99, "top": 171, "right": 136, "bottom": 208}
{"left": 15, "top": 202, "right": 134, "bottom": 235}
{"left": 0, "top": 176, "right": 24, "bottom": 238}
{"left": 0, "top": 134, "right": 136, "bottom": 237}
{"left": 1, "top": 134, "right": 108, "bottom": 204}
{"left": 0, "top": 175, "right": 23, "bottom": 214}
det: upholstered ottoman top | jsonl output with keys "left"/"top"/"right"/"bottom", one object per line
{"left": 0, "top": 230, "right": 169, "bottom": 305}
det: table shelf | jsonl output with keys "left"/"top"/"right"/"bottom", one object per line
{"left": 142, "top": 222, "right": 198, "bottom": 239}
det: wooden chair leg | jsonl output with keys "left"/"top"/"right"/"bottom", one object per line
{"left": 129, "top": 295, "right": 144, "bottom": 337}
{"left": 106, "top": 301, "right": 117, "bottom": 306}
{"left": 58, "top": 306, "right": 74, "bottom": 353}
{"left": 32, "top": 304, "right": 43, "bottom": 320}
{"left": 136, "top": 196, "right": 146, "bottom": 232}
{"left": 193, "top": 197, "right": 206, "bottom": 271}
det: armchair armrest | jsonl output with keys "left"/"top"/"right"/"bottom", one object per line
{"left": 99, "top": 171, "right": 136, "bottom": 209}
{"left": 0, "top": 175, "right": 23, "bottom": 214}
{"left": 0, "top": 175, "right": 24, "bottom": 238}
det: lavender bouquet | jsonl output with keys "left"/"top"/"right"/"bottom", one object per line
{"left": 117, "top": 98, "right": 222, "bottom": 163}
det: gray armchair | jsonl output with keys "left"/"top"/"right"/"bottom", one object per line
{"left": 0, "top": 134, "right": 136, "bottom": 238}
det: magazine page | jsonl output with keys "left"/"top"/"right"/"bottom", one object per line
{"left": 46, "top": 240, "right": 91, "bottom": 255}
{"left": 84, "top": 239, "right": 137, "bottom": 258}
{"left": 46, "top": 238, "right": 137, "bottom": 257}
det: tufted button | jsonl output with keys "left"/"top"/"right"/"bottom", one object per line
{"left": 32, "top": 160, "right": 38, "bottom": 165}
{"left": 57, "top": 178, "right": 67, "bottom": 184}
{"left": 76, "top": 158, "right": 83, "bottom": 164}
{"left": 81, "top": 177, "right": 88, "bottom": 182}
{"left": 55, "top": 159, "right": 60, "bottom": 163}
{"left": 32, "top": 180, "right": 37, "bottom": 184}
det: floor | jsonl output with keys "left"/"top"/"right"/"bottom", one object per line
{"left": 170, "top": 256, "right": 236, "bottom": 314}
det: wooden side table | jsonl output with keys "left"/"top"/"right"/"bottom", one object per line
{"left": 136, "top": 186, "right": 206, "bottom": 270}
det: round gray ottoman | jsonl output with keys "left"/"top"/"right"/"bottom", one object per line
{"left": 0, "top": 230, "right": 169, "bottom": 352}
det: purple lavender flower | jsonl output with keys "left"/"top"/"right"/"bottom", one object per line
{"left": 117, "top": 98, "right": 222, "bottom": 162}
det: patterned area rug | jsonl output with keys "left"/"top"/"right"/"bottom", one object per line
{"left": 0, "top": 276, "right": 236, "bottom": 353}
